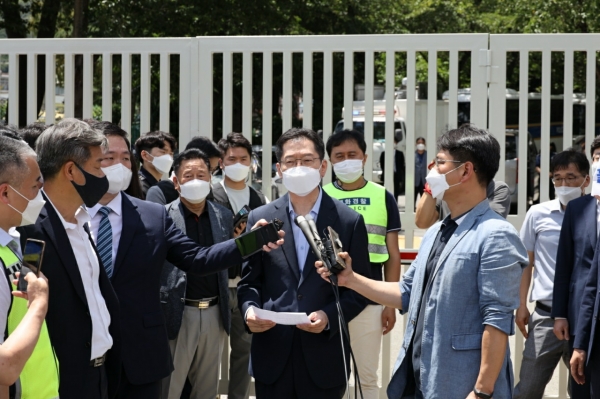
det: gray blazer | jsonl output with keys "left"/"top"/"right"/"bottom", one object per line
{"left": 160, "top": 198, "right": 233, "bottom": 339}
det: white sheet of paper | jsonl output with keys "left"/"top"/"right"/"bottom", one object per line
{"left": 253, "top": 307, "right": 311, "bottom": 325}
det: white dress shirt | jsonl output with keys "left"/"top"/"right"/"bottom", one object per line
{"left": 46, "top": 195, "right": 113, "bottom": 359}
{"left": 88, "top": 193, "right": 123, "bottom": 269}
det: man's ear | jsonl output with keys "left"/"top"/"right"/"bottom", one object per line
{"left": 319, "top": 160, "right": 328, "bottom": 178}
{"left": 276, "top": 163, "right": 283, "bottom": 178}
{"left": 0, "top": 183, "right": 10, "bottom": 204}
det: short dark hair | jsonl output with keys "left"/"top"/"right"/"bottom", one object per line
{"left": 173, "top": 148, "right": 210, "bottom": 176}
{"left": 0, "top": 124, "right": 21, "bottom": 141}
{"left": 275, "top": 128, "right": 325, "bottom": 162}
{"left": 416, "top": 137, "right": 426, "bottom": 143}
{"left": 590, "top": 135, "right": 600, "bottom": 158}
{"left": 437, "top": 124, "right": 500, "bottom": 187}
{"left": 90, "top": 120, "right": 144, "bottom": 199}
{"left": 326, "top": 130, "right": 366, "bottom": 158}
{"left": 19, "top": 123, "right": 48, "bottom": 149}
{"left": 0, "top": 136, "right": 36, "bottom": 187}
{"left": 134, "top": 131, "right": 177, "bottom": 163}
{"left": 186, "top": 136, "right": 222, "bottom": 159}
{"left": 217, "top": 132, "right": 252, "bottom": 158}
{"left": 551, "top": 150, "right": 590, "bottom": 176}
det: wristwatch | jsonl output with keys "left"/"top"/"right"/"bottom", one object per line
{"left": 473, "top": 387, "right": 493, "bottom": 399}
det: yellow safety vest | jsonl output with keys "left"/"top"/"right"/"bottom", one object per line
{"left": 323, "top": 181, "right": 389, "bottom": 263}
{"left": 1, "top": 245, "right": 59, "bottom": 399}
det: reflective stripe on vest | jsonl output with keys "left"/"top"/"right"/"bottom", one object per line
{"left": 0, "top": 245, "right": 60, "bottom": 399}
{"left": 323, "top": 181, "right": 389, "bottom": 263}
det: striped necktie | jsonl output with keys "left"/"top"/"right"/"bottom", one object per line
{"left": 97, "top": 206, "right": 113, "bottom": 278}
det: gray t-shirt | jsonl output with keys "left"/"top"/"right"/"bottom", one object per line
{"left": 436, "top": 180, "right": 511, "bottom": 220}
{"left": 219, "top": 180, "right": 250, "bottom": 214}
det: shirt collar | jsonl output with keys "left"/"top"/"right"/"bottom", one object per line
{"left": 43, "top": 189, "right": 90, "bottom": 230}
{"left": 288, "top": 188, "right": 323, "bottom": 220}
{"left": 0, "top": 228, "right": 13, "bottom": 247}
{"left": 546, "top": 198, "right": 563, "bottom": 213}
{"left": 139, "top": 166, "right": 158, "bottom": 186}
{"left": 88, "top": 192, "right": 123, "bottom": 219}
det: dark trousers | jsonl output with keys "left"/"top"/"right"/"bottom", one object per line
{"left": 254, "top": 331, "right": 346, "bottom": 399}
{"left": 84, "top": 364, "right": 108, "bottom": 399}
{"left": 568, "top": 337, "right": 592, "bottom": 399}
{"left": 115, "top": 368, "right": 161, "bottom": 399}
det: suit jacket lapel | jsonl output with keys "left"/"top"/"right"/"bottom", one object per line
{"left": 274, "top": 195, "right": 300, "bottom": 282}
{"left": 298, "top": 193, "right": 338, "bottom": 288}
{"left": 112, "top": 194, "right": 140, "bottom": 278}
{"left": 40, "top": 201, "right": 89, "bottom": 306}
{"left": 207, "top": 201, "right": 229, "bottom": 243}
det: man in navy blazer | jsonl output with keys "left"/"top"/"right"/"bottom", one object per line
{"left": 553, "top": 137, "right": 600, "bottom": 398}
{"left": 86, "top": 122, "right": 283, "bottom": 399}
{"left": 238, "top": 128, "right": 370, "bottom": 398}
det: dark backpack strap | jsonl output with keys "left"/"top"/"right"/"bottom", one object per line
{"left": 248, "top": 187, "right": 267, "bottom": 209}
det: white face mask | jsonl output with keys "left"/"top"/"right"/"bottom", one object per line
{"left": 282, "top": 165, "right": 322, "bottom": 197}
{"left": 224, "top": 162, "right": 250, "bottom": 182}
{"left": 416, "top": 144, "right": 426, "bottom": 152}
{"left": 425, "top": 164, "right": 463, "bottom": 200}
{"left": 333, "top": 159, "right": 363, "bottom": 184}
{"left": 555, "top": 181, "right": 584, "bottom": 206}
{"left": 147, "top": 153, "right": 173, "bottom": 175}
{"left": 102, "top": 163, "right": 133, "bottom": 194}
{"left": 7, "top": 187, "right": 46, "bottom": 226}
{"left": 179, "top": 179, "right": 211, "bottom": 204}
{"left": 592, "top": 162, "right": 600, "bottom": 181}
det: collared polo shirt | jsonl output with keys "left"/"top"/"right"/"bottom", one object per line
{"left": 520, "top": 198, "right": 564, "bottom": 307}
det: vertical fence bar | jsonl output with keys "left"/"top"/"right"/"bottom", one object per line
{"left": 448, "top": 50, "right": 458, "bottom": 129}
{"left": 384, "top": 50, "right": 395, "bottom": 200}
{"left": 102, "top": 52, "right": 113, "bottom": 122}
{"left": 159, "top": 52, "right": 170, "bottom": 132}
{"left": 585, "top": 49, "right": 597, "bottom": 164}
{"left": 539, "top": 51, "right": 551, "bottom": 203}
{"left": 140, "top": 52, "right": 151, "bottom": 134}
{"left": 322, "top": 51, "right": 333, "bottom": 186}
{"left": 64, "top": 53, "right": 75, "bottom": 118}
{"left": 562, "top": 50, "right": 574, "bottom": 151}
{"left": 426, "top": 51, "right": 437, "bottom": 150}
{"left": 197, "top": 44, "right": 213, "bottom": 137}
{"left": 242, "top": 51, "right": 253, "bottom": 141}
{"left": 404, "top": 50, "right": 416, "bottom": 250}
{"left": 180, "top": 40, "right": 195, "bottom": 146}
{"left": 262, "top": 52, "right": 273, "bottom": 200}
{"left": 364, "top": 50, "right": 374, "bottom": 180}
{"left": 222, "top": 52, "right": 233, "bottom": 137}
{"left": 45, "top": 53, "right": 56, "bottom": 125}
{"left": 27, "top": 53, "right": 38, "bottom": 123}
{"left": 489, "top": 48, "right": 507, "bottom": 182}
{"left": 121, "top": 53, "right": 132, "bottom": 135}
{"left": 282, "top": 51, "right": 293, "bottom": 133}
{"left": 518, "top": 52, "right": 529, "bottom": 219}
{"left": 343, "top": 51, "right": 353, "bottom": 130}
{"left": 8, "top": 54, "right": 19, "bottom": 125}
{"left": 302, "top": 51, "right": 313, "bottom": 129}
{"left": 82, "top": 53, "right": 93, "bottom": 119}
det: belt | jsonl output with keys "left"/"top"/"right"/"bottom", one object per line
{"left": 536, "top": 301, "right": 552, "bottom": 313}
{"left": 184, "top": 297, "right": 219, "bottom": 309}
{"left": 90, "top": 353, "right": 106, "bottom": 367}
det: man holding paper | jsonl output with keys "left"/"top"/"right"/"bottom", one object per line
{"left": 237, "top": 128, "right": 371, "bottom": 398}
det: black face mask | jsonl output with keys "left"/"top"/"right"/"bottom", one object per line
{"left": 71, "top": 163, "right": 109, "bottom": 208}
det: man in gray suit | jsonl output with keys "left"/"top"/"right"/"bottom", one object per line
{"left": 160, "top": 148, "right": 233, "bottom": 399}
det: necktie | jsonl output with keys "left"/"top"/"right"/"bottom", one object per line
{"left": 96, "top": 206, "right": 113, "bottom": 277}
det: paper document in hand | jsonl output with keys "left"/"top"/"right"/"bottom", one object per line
{"left": 253, "top": 307, "right": 311, "bottom": 325}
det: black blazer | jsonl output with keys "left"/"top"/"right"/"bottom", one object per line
{"left": 237, "top": 191, "right": 371, "bottom": 389}
{"left": 18, "top": 198, "right": 122, "bottom": 399}
{"left": 107, "top": 193, "right": 245, "bottom": 386}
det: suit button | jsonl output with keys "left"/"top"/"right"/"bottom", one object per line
{"left": 411, "top": 319, "right": 416, "bottom": 326}
{"left": 86, "top": 342, "right": 91, "bottom": 348}
{"left": 297, "top": 294, "right": 303, "bottom": 300}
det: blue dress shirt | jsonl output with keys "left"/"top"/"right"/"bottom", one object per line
{"left": 288, "top": 188, "right": 323, "bottom": 273}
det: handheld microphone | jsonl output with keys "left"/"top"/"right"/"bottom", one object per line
{"left": 304, "top": 214, "right": 321, "bottom": 244}
{"left": 294, "top": 215, "right": 323, "bottom": 262}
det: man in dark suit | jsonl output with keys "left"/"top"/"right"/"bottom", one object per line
{"left": 18, "top": 119, "right": 122, "bottom": 399}
{"left": 238, "top": 128, "right": 370, "bottom": 398}
{"left": 86, "top": 122, "right": 284, "bottom": 399}
{"left": 379, "top": 131, "right": 405, "bottom": 199}
{"left": 552, "top": 195, "right": 597, "bottom": 399}
{"left": 160, "top": 148, "right": 233, "bottom": 398}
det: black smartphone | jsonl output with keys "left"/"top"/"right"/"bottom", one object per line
{"left": 235, "top": 219, "right": 283, "bottom": 259}
{"left": 233, "top": 205, "right": 252, "bottom": 230}
{"left": 18, "top": 239, "right": 45, "bottom": 292}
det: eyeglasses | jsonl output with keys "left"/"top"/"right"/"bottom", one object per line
{"left": 552, "top": 175, "right": 583, "bottom": 186}
{"left": 434, "top": 159, "right": 463, "bottom": 167}
{"left": 282, "top": 157, "right": 321, "bottom": 168}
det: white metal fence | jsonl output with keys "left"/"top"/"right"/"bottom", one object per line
{"left": 3, "top": 33, "right": 599, "bottom": 398}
